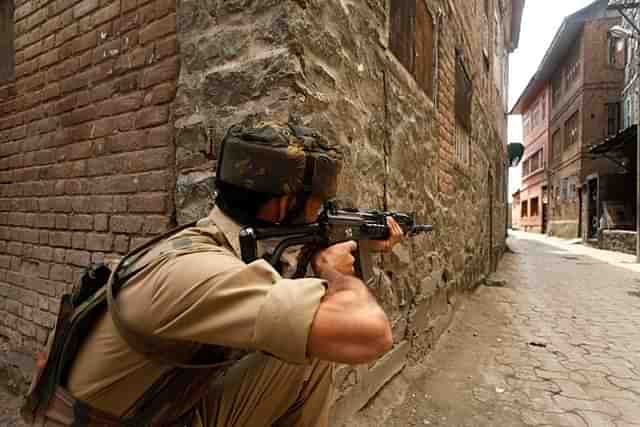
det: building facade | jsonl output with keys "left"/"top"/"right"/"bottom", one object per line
{"left": 0, "top": 0, "right": 523, "bottom": 421}
{"left": 512, "top": 86, "right": 550, "bottom": 233}
{"left": 511, "top": 0, "right": 624, "bottom": 239}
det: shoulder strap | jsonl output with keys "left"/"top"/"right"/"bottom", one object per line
{"left": 107, "top": 221, "right": 237, "bottom": 369}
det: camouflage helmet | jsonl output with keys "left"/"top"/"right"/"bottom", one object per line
{"left": 216, "top": 121, "right": 343, "bottom": 201}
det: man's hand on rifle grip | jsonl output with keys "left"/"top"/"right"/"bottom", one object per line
{"left": 311, "top": 241, "right": 357, "bottom": 277}
{"left": 369, "top": 216, "right": 404, "bottom": 253}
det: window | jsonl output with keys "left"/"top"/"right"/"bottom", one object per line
{"left": 565, "top": 111, "right": 579, "bottom": 146}
{"left": 565, "top": 58, "right": 580, "bottom": 89}
{"left": 522, "top": 159, "right": 529, "bottom": 177}
{"left": 455, "top": 123, "right": 470, "bottom": 164}
{"left": 0, "top": 0, "right": 15, "bottom": 83}
{"left": 455, "top": 50, "right": 473, "bottom": 131}
{"left": 608, "top": 34, "right": 626, "bottom": 67}
{"left": 560, "top": 177, "right": 568, "bottom": 201}
{"left": 530, "top": 197, "right": 539, "bottom": 217}
{"left": 606, "top": 102, "right": 620, "bottom": 136}
{"left": 552, "top": 129, "right": 562, "bottom": 160}
{"left": 568, "top": 176, "right": 577, "bottom": 200}
{"left": 389, "top": 0, "right": 435, "bottom": 98}
{"left": 521, "top": 200, "right": 528, "bottom": 217}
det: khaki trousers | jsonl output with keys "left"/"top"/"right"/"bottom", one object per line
{"left": 196, "top": 353, "right": 334, "bottom": 427}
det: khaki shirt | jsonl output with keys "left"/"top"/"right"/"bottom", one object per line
{"left": 67, "top": 207, "right": 327, "bottom": 416}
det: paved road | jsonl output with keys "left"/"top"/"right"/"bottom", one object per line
{"left": 351, "top": 231, "right": 640, "bottom": 427}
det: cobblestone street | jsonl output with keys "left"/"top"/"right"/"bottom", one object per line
{"left": 2, "top": 231, "right": 640, "bottom": 426}
{"left": 351, "top": 231, "right": 640, "bottom": 427}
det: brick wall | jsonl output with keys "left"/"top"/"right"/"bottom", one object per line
{"left": 0, "top": 0, "right": 178, "bottom": 378}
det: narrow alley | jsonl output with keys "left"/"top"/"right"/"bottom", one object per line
{"left": 350, "top": 231, "right": 640, "bottom": 427}
{"left": 2, "top": 232, "right": 640, "bottom": 426}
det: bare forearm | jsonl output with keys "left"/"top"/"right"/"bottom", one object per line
{"left": 308, "top": 267, "right": 393, "bottom": 364}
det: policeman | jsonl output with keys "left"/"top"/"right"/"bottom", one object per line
{"left": 62, "top": 121, "right": 404, "bottom": 426}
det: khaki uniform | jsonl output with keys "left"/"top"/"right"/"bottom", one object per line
{"left": 67, "top": 207, "right": 334, "bottom": 427}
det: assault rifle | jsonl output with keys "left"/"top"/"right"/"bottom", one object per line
{"left": 239, "top": 203, "right": 433, "bottom": 280}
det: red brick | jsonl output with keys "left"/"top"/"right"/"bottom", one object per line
{"left": 141, "top": 215, "right": 170, "bottom": 233}
{"left": 127, "top": 193, "right": 166, "bottom": 213}
{"left": 139, "top": 13, "right": 175, "bottom": 45}
{"left": 68, "top": 214, "right": 93, "bottom": 230}
{"left": 49, "top": 231, "right": 72, "bottom": 247}
{"left": 97, "top": 92, "right": 144, "bottom": 117}
{"left": 60, "top": 70, "right": 90, "bottom": 94}
{"left": 55, "top": 214, "right": 69, "bottom": 229}
{"left": 78, "top": 50, "right": 93, "bottom": 70}
{"left": 58, "top": 141, "right": 93, "bottom": 161}
{"left": 22, "top": 40, "right": 43, "bottom": 61}
{"left": 65, "top": 105, "right": 97, "bottom": 126}
{"left": 56, "top": 22, "right": 79, "bottom": 48}
{"left": 53, "top": 248, "right": 66, "bottom": 263}
{"left": 138, "top": 171, "right": 168, "bottom": 191}
{"left": 42, "top": 83, "right": 61, "bottom": 101}
{"left": 135, "top": 105, "right": 169, "bottom": 129}
{"left": 15, "top": 57, "right": 39, "bottom": 79}
{"left": 138, "top": 3, "right": 155, "bottom": 26}
{"left": 73, "top": 0, "right": 99, "bottom": 18}
{"left": 72, "top": 232, "right": 86, "bottom": 249}
{"left": 76, "top": 90, "right": 90, "bottom": 107}
{"left": 50, "top": 263, "right": 72, "bottom": 282}
{"left": 117, "top": 73, "right": 140, "bottom": 93}
{"left": 14, "top": 2, "right": 34, "bottom": 21}
{"left": 93, "top": 39, "right": 121, "bottom": 64}
{"left": 94, "top": 214, "right": 108, "bottom": 231}
{"left": 55, "top": 94, "right": 77, "bottom": 115}
{"left": 93, "top": 174, "right": 138, "bottom": 193}
{"left": 140, "top": 56, "right": 178, "bottom": 88}
{"left": 116, "top": 13, "right": 139, "bottom": 35}
{"left": 91, "top": 80, "right": 117, "bottom": 102}
{"left": 90, "top": 59, "right": 116, "bottom": 84}
{"left": 66, "top": 250, "right": 90, "bottom": 267}
{"left": 155, "top": 0, "right": 175, "bottom": 17}
{"left": 114, "top": 235, "right": 129, "bottom": 253}
{"left": 86, "top": 233, "right": 113, "bottom": 251}
{"left": 17, "top": 73, "right": 45, "bottom": 93}
{"left": 73, "top": 30, "right": 98, "bottom": 54}
{"left": 121, "top": 0, "right": 137, "bottom": 13}
{"left": 94, "top": 2, "right": 120, "bottom": 25}
{"left": 41, "top": 15, "right": 63, "bottom": 38}
{"left": 144, "top": 82, "right": 176, "bottom": 106}
{"left": 110, "top": 215, "right": 143, "bottom": 233}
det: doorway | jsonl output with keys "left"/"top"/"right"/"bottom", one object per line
{"left": 587, "top": 177, "right": 599, "bottom": 239}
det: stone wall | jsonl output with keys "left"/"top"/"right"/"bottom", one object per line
{"left": 0, "top": 0, "right": 514, "bottom": 421}
{"left": 599, "top": 230, "right": 636, "bottom": 255}
{"left": 174, "top": 0, "right": 512, "bottom": 423}
{"left": 0, "top": 0, "right": 178, "bottom": 382}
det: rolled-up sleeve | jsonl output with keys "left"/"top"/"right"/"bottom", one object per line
{"left": 138, "top": 249, "right": 326, "bottom": 365}
{"left": 253, "top": 277, "right": 326, "bottom": 364}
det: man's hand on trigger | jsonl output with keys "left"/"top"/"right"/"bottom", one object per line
{"left": 312, "top": 241, "right": 357, "bottom": 278}
{"left": 369, "top": 216, "right": 404, "bottom": 253}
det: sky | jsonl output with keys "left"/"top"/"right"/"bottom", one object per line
{"left": 507, "top": 0, "right": 596, "bottom": 199}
